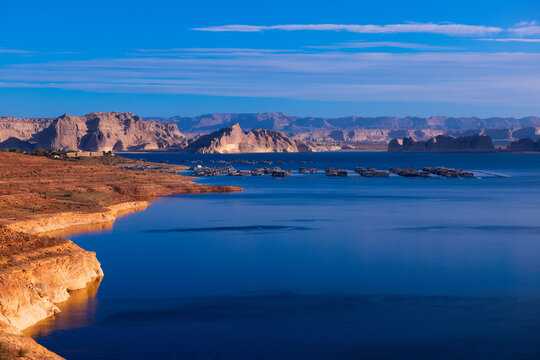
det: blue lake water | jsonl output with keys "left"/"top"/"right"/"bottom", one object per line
{"left": 30, "top": 152, "right": 540, "bottom": 359}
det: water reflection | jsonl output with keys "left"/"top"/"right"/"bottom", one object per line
{"left": 39, "top": 203, "right": 149, "bottom": 238}
{"left": 24, "top": 277, "right": 102, "bottom": 338}
{"left": 40, "top": 222, "right": 114, "bottom": 238}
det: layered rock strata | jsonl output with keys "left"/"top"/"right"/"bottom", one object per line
{"left": 185, "top": 123, "right": 308, "bottom": 153}
{"left": 388, "top": 134, "right": 495, "bottom": 153}
{"left": 0, "top": 112, "right": 187, "bottom": 151}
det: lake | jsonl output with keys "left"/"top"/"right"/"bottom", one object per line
{"left": 28, "top": 152, "right": 540, "bottom": 359}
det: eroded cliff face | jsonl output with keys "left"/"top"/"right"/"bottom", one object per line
{"left": 388, "top": 134, "right": 496, "bottom": 153}
{"left": 0, "top": 112, "right": 187, "bottom": 151}
{"left": 185, "top": 123, "right": 305, "bottom": 154}
{"left": 0, "top": 238, "right": 103, "bottom": 330}
{"left": 0, "top": 228, "right": 103, "bottom": 360}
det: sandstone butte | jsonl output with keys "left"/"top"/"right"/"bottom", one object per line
{"left": 184, "top": 123, "right": 323, "bottom": 154}
{"left": 0, "top": 152, "right": 240, "bottom": 359}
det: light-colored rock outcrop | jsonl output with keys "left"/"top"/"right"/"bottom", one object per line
{"left": 185, "top": 123, "right": 305, "bottom": 154}
{"left": 0, "top": 112, "right": 187, "bottom": 151}
{"left": 388, "top": 134, "right": 496, "bottom": 153}
{"left": 0, "top": 227, "right": 103, "bottom": 360}
{"left": 0, "top": 240, "right": 103, "bottom": 331}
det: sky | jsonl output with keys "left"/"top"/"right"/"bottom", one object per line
{"left": 1, "top": 0, "right": 540, "bottom": 118}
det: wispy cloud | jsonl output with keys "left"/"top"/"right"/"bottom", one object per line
{"left": 509, "top": 21, "right": 540, "bottom": 36}
{"left": 306, "top": 41, "right": 456, "bottom": 50}
{"left": 192, "top": 23, "right": 503, "bottom": 36}
{"left": 0, "top": 51, "right": 539, "bottom": 106}
{"left": 135, "top": 48, "right": 296, "bottom": 53}
{"left": 478, "top": 38, "right": 540, "bottom": 43}
{"left": 0, "top": 47, "right": 33, "bottom": 54}
{"left": 130, "top": 48, "right": 298, "bottom": 57}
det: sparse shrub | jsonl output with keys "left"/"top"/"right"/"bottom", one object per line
{"left": 30, "top": 148, "right": 48, "bottom": 157}
{"left": 42, "top": 237, "right": 50, "bottom": 247}
{"left": 17, "top": 348, "right": 28, "bottom": 357}
{"left": 8, "top": 255, "right": 18, "bottom": 266}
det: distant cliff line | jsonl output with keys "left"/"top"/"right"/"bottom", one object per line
{"left": 2, "top": 111, "right": 540, "bottom": 152}
{"left": 388, "top": 134, "right": 496, "bottom": 153}
{"left": 145, "top": 112, "right": 540, "bottom": 133}
{"left": 388, "top": 134, "right": 540, "bottom": 153}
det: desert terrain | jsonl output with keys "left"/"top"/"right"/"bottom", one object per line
{"left": 0, "top": 151, "right": 239, "bottom": 359}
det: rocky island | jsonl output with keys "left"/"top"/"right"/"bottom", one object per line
{"left": 506, "top": 138, "right": 540, "bottom": 152}
{"left": 388, "top": 134, "right": 495, "bottom": 153}
{"left": 0, "top": 151, "right": 239, "bottom": 359}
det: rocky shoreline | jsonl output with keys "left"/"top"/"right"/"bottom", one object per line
{"left": 5, "top": 201, "right": 150, "bottom": 236}
{"left": 0, "top": 152, "right": 241, "bottom": 359}
{"left": 0, "top": 227, "right": 103, "bottom": 360}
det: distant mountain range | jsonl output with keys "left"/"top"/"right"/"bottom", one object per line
{"left": 145, "top": 113, "right": 540, "bottom": 133}
{"left": 2, "top": 112, "right": 540, "bottom": 152}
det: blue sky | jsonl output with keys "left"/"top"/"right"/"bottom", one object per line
{"left": 1, "top": 0, "right": 540, "bottom": 118}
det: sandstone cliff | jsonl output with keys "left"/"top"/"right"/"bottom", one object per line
{"left": 388, "top": 134, "right": 495, "bottom": 153}
{"left": 0, "top": 229, "right": 103, "bottom": 331}
{"left": 0, "top": 228, "right": 102, "bottom": 360}
{"left": 0, "top": 112, "right": 187, "bottom": 151}
{"left": 184, "top": 123, "right": 306, "bottom": 154}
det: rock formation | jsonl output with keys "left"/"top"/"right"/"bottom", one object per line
{"left": 0, "top": 227, "right": 103, "bottom": 360}
{"left": 0, "top": 112, "right": 187, "bottom": 151}
{"left": 146, "top": 112, "right": 540, "bottom": 133}
{"left": 507, "top": 138, "right": 540, "bottom": 152}
{"left": 291, "top": 127, "right": 540, "bottom": 145}
{"left": 4, "top": 111, "right": 540, "bottom": 152}
{"left": 0, "top": 229, "right": 103, "bottom": 331}
{"left": 146, "top": 112, "right": 540, "bottom": 146}
{"left": 388, "top": 134, "right": 495, "bottom": 153}
{"left": 184, "top": 123, "right": 308, "bottom": 154}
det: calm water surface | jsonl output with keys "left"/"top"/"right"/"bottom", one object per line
{"left": 30, "top": 152, "right": 540, "bottom": 359}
